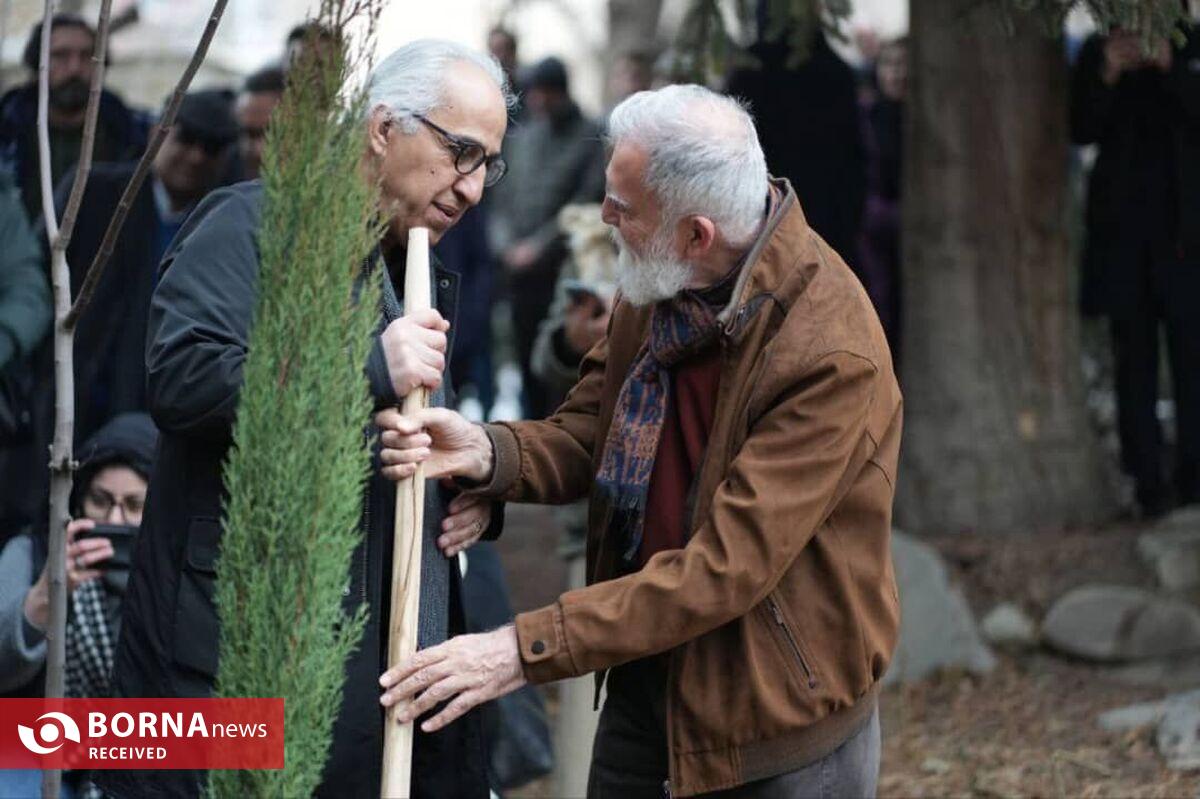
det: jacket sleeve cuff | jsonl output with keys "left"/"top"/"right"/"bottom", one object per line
{"left": 458, "top": 423, "right": 520, "bottom": 499}
{"left": 366, "top": 336, "right": 399, "bottom": 409}
{"left": 514, "top": 603, "right": 579, "bottom": 684}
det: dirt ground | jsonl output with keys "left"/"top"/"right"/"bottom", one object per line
{"left": 494, "top": 507, "right": 1200, "bottom": 797}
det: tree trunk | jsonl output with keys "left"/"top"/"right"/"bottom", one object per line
{"left": 899, "top": 0, "right": 1113, "bottom": 533}
{"left": 607, "top": 0, "right": 662, "bottom": 53}
{"left": 606, "top": 0, "right": 663, "bottom": 103}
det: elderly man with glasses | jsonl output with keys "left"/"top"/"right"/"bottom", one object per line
{"left": 101, "top": 39, "right": 513, "bottom": 799}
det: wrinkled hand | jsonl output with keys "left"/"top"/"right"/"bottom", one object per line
{"left": 376, "top": 407, "right": 493, "bottom": 483}
{"left": 381, "top": 308, "right": 450, "bottom": 398}
{"left": 379, "top": 625, "right": 526, "bottom": 733}
{"left": 23, "top": 519, "right": 112, "bottom": 631}
{"left": 438, "top": 490, "right": 490, "bottom": 557}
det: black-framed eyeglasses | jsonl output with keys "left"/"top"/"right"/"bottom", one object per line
{"left": 411, "top": 113, "right": 507, "bottom": 188}
{"left": 83, "top": 486, "right": 145, "bottom": 521}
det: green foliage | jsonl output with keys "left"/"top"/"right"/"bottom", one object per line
{"left": 207, "top": 2, "right": 382, "bottom": 796}
{"left": 999, "top": 0, "right": 1189, "bottom": 45}
{"left": 673, "top": 0, "right": 1191, "bottom": 78}
{"left": 671, "top": 0, "right": 853, "bottom": 79}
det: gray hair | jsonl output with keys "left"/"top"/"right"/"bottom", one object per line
{"left": 366, "top": 39, "right": 517, "bottom": 133}
{"left": 607, "top": 84, "right": 768, "bottom": 246}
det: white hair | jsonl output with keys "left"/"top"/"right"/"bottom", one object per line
{"left": 366, "top": 39, "right": 517, "bottom": 133}
{"left": 607, "top": 84, "right": 769, "bottom": 247}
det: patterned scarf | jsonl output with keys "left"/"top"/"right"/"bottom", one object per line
{"left": 595, "top": 291, "right": 723, "bottom": 565}
{"left": 65, "top": 579, "right": 115, "bottom": 698}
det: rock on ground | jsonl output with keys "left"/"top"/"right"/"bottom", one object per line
{"left": 980, "top": 602, "right": 1038, "bottom": 650}
{"left": 1041, "top": 584, "right": 1200, "bottom": 662}
{"left": 884, "top": 531, "right": 996, "bottom": 685}
{"left": 1138, "top": 507, "right": 1200, "bottom": 594}
{"left": 1159, "top": 702, "right": 1200, "bottom": 772}
{"left": 1097, "top": 689, "right": 1200, "bottom": 732}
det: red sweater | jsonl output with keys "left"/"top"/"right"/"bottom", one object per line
{"left": 639, "top": 344, "right": 723, "bottom": 564}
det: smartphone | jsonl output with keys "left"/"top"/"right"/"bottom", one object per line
{"left": 75, "top": 523, "right": 138, "bottom": 594}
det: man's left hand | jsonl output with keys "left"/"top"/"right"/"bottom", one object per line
{"left": 379, "top": 625, "right": 527, "bottom": 733}
{"left": 438, "top": 490, "right": 490, "bottom": 558}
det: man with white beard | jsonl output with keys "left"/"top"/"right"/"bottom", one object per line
{"left": 374, "top": 84, "right": 903, "bottom": 798}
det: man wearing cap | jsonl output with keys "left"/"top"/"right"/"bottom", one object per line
{"left": 55, "top": 88, "right": 238, "bottom": 444}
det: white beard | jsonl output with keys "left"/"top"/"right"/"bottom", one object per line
{"left": 612, "top": 228, "right": 694, "bottom": 307}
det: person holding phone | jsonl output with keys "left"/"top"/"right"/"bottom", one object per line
{"left": 0, "top": 412, "right": 155, "bottom": 798}
{"left": 0, "top": 412, "right": 156, "bottom": 698}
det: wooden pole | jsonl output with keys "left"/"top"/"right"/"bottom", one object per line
{"left": 381, "top": 227, "right": 431, "bottom": 798}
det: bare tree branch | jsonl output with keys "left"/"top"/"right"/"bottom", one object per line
{"left": 37, "top": 0, "right": 61, "bottom": 245}
{"left": 34, "top": 0, "right": 106, "bottom": 794}
{"left": 64, "top": 0, "right": 231, "bottom": 331}
{"left": 58, "top": 0, "right": 114, "bottom": 249}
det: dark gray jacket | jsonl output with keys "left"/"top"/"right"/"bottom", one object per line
{"left": 101, "top": 181, "right": 498, "bottom": 799}
{"left": 488, "top": 102, "right": 606, "bottom": 269}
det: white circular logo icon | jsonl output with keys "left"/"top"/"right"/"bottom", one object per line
{"left": 17, "top": 712, "right": 81, "bottom": 755}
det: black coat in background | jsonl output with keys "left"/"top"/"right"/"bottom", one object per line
{"left": 98, "top": 182, "right": 498, "bottom": 799}
{"left": 726, "top": 33, "right": 867, "bottom": 261}
{"left": 0, "top": 162, "right": 159, "bottom": 534}
{"left": 58, "top": 161, "right": 160, "bottom": 446}
{"left": 1070, "top": 27, "right": 1200, "bottom": 319}
{"left": 0, "top": 85, "right": 148, "bottom": 224}
{"left": 1070, "top": 27, "right": 1200, "bottom": 507}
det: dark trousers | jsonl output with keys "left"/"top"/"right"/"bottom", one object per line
{"left": 509, "top": 270, "right": 559, "bottom": 420}
{"left": 587, "top": 658, "right": 881, "bottom": 799}
{"left": 1109, "top": 264, "right": 1200, "bottom": 508}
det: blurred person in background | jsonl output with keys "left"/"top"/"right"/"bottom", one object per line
{"left": 0, "top": 13, "right": 149, "bottom": 223}
{"left": 0, "top": 413, "right": 156, "bottom": 798}
{"left": 489, "top": 56, "right": 606, "bottom": 418}
{"left": 606, "top": 50, "right": 655, "bottom": 110}
{"left": 283, "top": 21, "right": 340, "bottom": 75}
{"left": 0, "top": 92, "right": 229, "bottom": 528}
{"left": 488, "top": 26, "right": 520, "bottom": 100}
{"left": 435, "top": 204, "right": 498, "bottom": 418}
{"left": 0, "top": 168, "right": 51, "bottom": 536}
{"left": 857, "top": 37, "right": 906, "bottom": 362}
{"left": 1071, "top": 22, "right": 1200, "bottom": 518}
{"left": 726, "top": 18, "right": 866, "bottom": 263}
{"left": 232, "top": 66, "right": 285, "bottom": 182}
{"left": 57, "top": 89, "right": 237, "bottom": 446}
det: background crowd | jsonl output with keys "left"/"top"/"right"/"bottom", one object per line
{"left": 0, "top": 6, "right": 1197, "bottom": 797}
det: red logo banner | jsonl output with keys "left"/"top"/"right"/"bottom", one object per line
{"left": 0, "top": 698, "right": 284, "bottom": 770}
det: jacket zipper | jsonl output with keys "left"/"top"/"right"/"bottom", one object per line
{"left": 767, "top": 595, "right": 816, "bottom": 689}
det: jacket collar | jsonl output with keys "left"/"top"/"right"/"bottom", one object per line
{"left": 715, "top": 176, "right": 802, "bottom": 333}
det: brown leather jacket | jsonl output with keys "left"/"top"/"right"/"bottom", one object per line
{"left": 478, "top": 180, "right": 902, "bottom": 795}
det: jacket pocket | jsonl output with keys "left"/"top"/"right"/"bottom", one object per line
{"left": 171, "top": 516, "right": 221, "bottom": 686}
{"left": 762, "top": 593, "right": 819, "bottom": 691}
